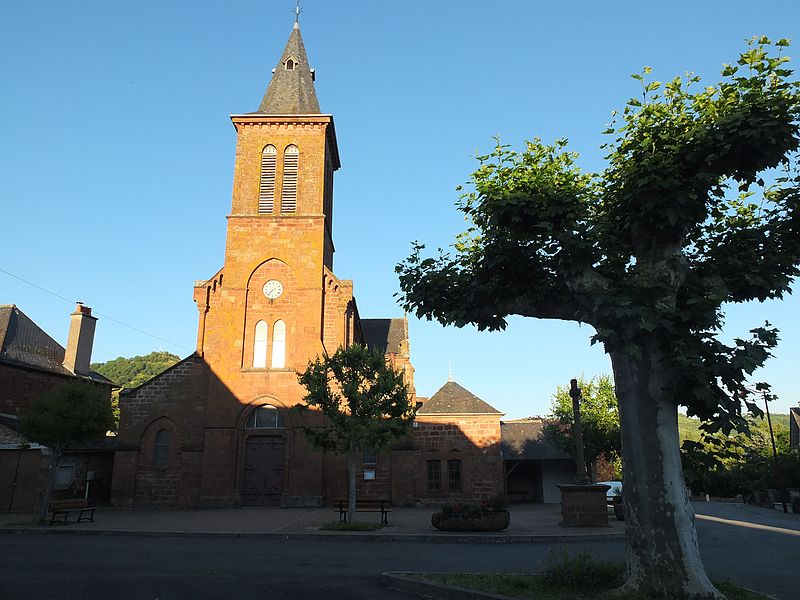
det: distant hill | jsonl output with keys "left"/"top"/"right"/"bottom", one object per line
{"left": 679, "top": 412, "right": 789, "bottom": 442}
{"left": 92, "top": 351, "right": 181, "bottom": 389}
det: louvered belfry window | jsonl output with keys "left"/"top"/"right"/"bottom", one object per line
{"left": 259, "top": 145, "right": 277, "bottom": 213}
{"left": 281, "top": 144, "right": 299, "bottom": 213}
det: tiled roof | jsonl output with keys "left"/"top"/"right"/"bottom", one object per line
{"left": 0, "top": 305, "right": 72, "bottom": 376}
{"left": 416, "top": 380, "right": 501, "bottom": 415}
{"left": 257, "top": 24, "right": 321, "bottom": 114}
{"left": 0, "top": 305, "right": 112, "bottom": 385}
{"left": 500, "top": 419, "right": 571, "bottom": 460}
{"left": 361, "top": 318, "right": 407, "bottom": 355}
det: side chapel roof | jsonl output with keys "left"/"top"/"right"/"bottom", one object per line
{"left": 361, "top": 318, "right": 408, "bottom": 355}
{"left": 500, "top": 419, "right": 571, "bottom": 460}
{"left": 416, "top": 380, "right": 502, "bottom": 415}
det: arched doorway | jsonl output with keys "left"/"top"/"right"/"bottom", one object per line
{"left": 241, "top": 405, "right": 286, "bottom": 507}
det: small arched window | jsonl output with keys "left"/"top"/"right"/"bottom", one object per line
{"left": 281, "top": 145, "right": 298, "bottom": 213}
{"left": 253, "top": 320, "right": 268, "bottom": 368}
{"left": 246, "top": 405, "right": 284, "bottom": 428}
{"left": 259, "top": 145, "right": 277, "bottom": 213}
{"left": 271, "top": 320, "right": 286, "bottom": 368}
{"left": 285, "top": 58, "right": 295, "bottom": 70}
{"left": 154, "top": 429, "right": 170, "bottom": 467}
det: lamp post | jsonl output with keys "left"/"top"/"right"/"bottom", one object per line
{"left": 570, "top": 378, "right": 590, "bottom": 485}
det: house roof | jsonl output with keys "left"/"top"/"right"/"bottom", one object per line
{"left": 416, "top": 380, "right": 501, "bottom": 415}
{"left": 257, "top": 23, "right": 321, "bottom": 114}
{"left": 0, "top": 305, "right": 112, "bottom": 385}
{"left": 361, "top": 318, "right": 407, "bottom": 355}
{"left": 791, "top": 407, "right": 800, "bottom": 447}
{"left": 500, "top": 419, "right": 571, "bottom": 460}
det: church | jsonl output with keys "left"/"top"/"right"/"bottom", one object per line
{"left": 108, "top": 20, "right": 522, "bottom": 509}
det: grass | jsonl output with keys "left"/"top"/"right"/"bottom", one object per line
{"left": 319, "top": 521, "right": 384, "bottom": 531}
{"left": 420, "top": 552, "right": 773, "bottom": 600}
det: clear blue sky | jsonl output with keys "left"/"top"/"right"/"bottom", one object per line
{"left": 2, "top": 1, "right": 799, "bottom": 417}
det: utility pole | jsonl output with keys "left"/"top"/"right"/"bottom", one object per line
{"left": 570, "top": 378, "right": 590, "bottom": 485}
{"left": 762, "top": 389, "right": 788, "bottom": 514}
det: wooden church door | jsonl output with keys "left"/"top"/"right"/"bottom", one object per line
{"left": 242, "top": 435, "right": 285, "bottom": 507}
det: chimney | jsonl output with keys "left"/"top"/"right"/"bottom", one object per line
{"left": 63, "top": 302, "right": 97, "bottom": 375}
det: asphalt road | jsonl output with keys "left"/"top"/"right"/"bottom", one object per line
{"left": 0, "top": 502, "right": 796, "bottom": 600}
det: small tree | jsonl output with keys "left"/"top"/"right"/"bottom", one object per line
{"left": 296, "top": 345, "right": 415, "bottom": 523}
{"left": 545, "top": 375, "right": 621, "bottom": 479}
{"left": 20, "top": 382, "right": 115, "bottom": 524}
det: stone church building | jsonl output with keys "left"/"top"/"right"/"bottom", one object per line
{"left": 109, "top": 22, "right": 512, "bottom": 509}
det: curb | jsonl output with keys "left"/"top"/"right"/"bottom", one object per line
{"left": 381, "top": 572, "right": 517, "bottom": 600}
{"left": 0, "top": 527, "right": 625, "bottom": 544}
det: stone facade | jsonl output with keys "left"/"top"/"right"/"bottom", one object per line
{"left": 110, "top": 23, "right": 510, "bottom": 510}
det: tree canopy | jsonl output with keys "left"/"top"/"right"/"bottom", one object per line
{"left": 544, "top": 375, "right": 621, "bottom": 478}
{"left": 20, "top": 381, "right": 114, "bottom": 451}
{"left": 397, "top": 38, "right": 799, "bottom": 433}
{"left": 296, "top": 344, "right": 414, "bottom": 522}
{"left": 92, "top": 351, "right": 180, "bottom": 389}
{"left": 396, "top": 38, "right": 800, "bottom": 599}
{"left": 20, "top": 381, "right": 114, "bottom": 523}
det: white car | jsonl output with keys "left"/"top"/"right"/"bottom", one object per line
{"left": 597, "top": 481, "right": 622, "bottom": 505}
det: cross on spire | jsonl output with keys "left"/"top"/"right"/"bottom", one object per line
{"left": 293, "top": 0, "right": 302, "bottom": 27}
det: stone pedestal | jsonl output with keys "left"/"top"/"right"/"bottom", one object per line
{"left": 558, "top": 484, "right": 610, "bottom": 527}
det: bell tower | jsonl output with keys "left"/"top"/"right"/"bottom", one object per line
{"left": 226, "top": 20, "right": 339, "bottom": 281}
{"left": 194, "top": 20, "right": 347, "bottom": 375}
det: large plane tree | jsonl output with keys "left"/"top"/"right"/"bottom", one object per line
{"left": 396, "top": 38, "right": 799, "bottom": 599}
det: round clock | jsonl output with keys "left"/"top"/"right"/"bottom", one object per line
{"left": 262, "top": 279, "right": 283, "bottom": 299}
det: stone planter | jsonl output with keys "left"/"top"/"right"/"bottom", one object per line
{"left": 431, "top": 509, "right": 510, "bottom": 532}
{"left": 557, "top": 484, "right": 610, "bottom": 527}
{"left": 612, "top": 496, "right": 625, "bottom": 521}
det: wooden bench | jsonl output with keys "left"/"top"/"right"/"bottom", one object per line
{"left": 49, "top": 499, "right": 97, "bottom": 525}
{"left": 335, "top": 499, "right": 391, "bottom": 525}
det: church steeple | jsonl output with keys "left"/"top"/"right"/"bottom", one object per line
{"left": 258, "top": 22, "right": 320, "bottom": 114}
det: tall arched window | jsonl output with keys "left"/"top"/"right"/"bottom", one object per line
{"left": 253, "top": 320, "right": 268, "bottom": 368}
{"left": 154, "top": 429, "right": 170, "bottom": 467}
{"left": 271, "top": 320, "right": 286, "bottom": 368}
{"left": 259, "top": 145, "right": 277, "bottom": 213}
{"left": 281, "top": 145, "right": 298, "bottom": 213}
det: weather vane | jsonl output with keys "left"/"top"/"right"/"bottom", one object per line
{"left": 294, "top": 0, "right": 302, "bottom": 24}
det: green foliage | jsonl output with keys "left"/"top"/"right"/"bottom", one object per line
{"left": 295, "top": 344, "right": 415, "bottom": 454}
{"left": 396, "top": 37, "right": 800, "bottom": 435}
{"left": 544, "top": 375, "right": 621, "bottom": 475}
{"left": 421, "top": 573, "right": 773, "bottom": 600}
{"left": 19, "top": 382, "right": 114, "bottom": 451}
{"left": 92, "top": 351, "right": 180, "bottom": 428}
{"left": 91, "top": 351, "right": 180, "bottom": 389}
{"left": 441, "top": 502, "right": 483, "bottom": 516}
{"left": 543, "top": 551, "right": 626, "bottom": 591}
{"left": 678, "top": 414, "right": 703, "bottom": 442}
{"left": 681, "top": 411, "right": 799, "bottom": 496}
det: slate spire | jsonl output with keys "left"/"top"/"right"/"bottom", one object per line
{"left": 258, "top": 22, "right": 321, "bottom": 114}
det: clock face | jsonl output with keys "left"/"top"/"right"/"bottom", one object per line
{"left": 262, "top": 279, "right": 283, "bottom": 299}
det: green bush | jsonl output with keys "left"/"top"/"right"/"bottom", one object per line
{"left": 542, "top": 551, "right": 625, "bottom": 591}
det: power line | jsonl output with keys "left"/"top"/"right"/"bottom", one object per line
{"left": 0, "top": 267, "right": 193, "bottom": 352}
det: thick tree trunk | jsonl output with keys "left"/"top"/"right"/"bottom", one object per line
{"left": 347, "top": 440, "right": 357, "bottom": 524}
{"left": 38, "top": 446, "right": 62, "bottom": 525}
{"left": 611, "top": 346, "right": 724, "bottom": 600}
